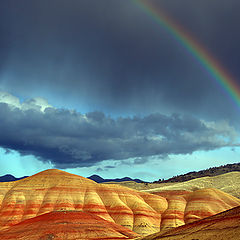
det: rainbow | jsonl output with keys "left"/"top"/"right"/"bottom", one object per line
{"left": 133, "top": 0, "right": 240, "bottom": 108}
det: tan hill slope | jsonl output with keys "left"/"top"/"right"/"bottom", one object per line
{"left": 142, "top": 171, "right": 240, "bottom": 198}
{"left": 138, "top": 205, "right": 240, "bottom": 240}
{"left": 154, "top": 162, "right": 240, "bottom": 183}
{"left": 0, "top": 210, "right": 139, "bottom": 240}
{"left": 0, "top": 169, "right": 239, "bottom": 237}
{"left": 107, "top": 171, "right": 240, "bottom": 199}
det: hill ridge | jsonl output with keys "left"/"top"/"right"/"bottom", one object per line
{"left": 88, "top": 174, "right": 144, "bottom": 183}
{"left": 154, "top": 162, "right": 240, "bottom": 183}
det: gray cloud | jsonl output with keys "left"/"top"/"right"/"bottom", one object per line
{"left": 133, "top": 157, "right": 150, "bottom": 165}
{"left": 96, "top": 167, "right": 104, "bottom": 172}
{"left": 0, "top": 93, "right": 238, "bottom": 168}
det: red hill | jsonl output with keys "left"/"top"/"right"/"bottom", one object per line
{"left": 0, "top": 210, "right": 139, "bottom": 240}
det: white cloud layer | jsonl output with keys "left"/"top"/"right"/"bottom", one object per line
{"left": 0, "top": 91, "right": 53, "bottom": 112}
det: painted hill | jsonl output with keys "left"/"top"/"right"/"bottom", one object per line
{"left": 154, "top": 162, "right": 240, "bottom": 183}
{"left": 0, "top": 169, "right": 167, "bottom": 236}
{"left": 138, "top": 205, "right": 240, "bottom": 240}
{"left": 0, "top": 210, "right": 139, "bottom": 240}
{"left": 150, "top": 188, "right": 240, "bottom": 230}
{"left": 88, "top": 174, "right": 144, "bottom": 183}
{"left": 143, "top": 171, "right": 240, "bottom": 199}
{"left": 0, "top": 169, "right": 239, "bottom": 237}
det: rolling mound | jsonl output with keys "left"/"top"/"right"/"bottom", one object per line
{"left": 0, "top": 210, "right": 139, "bottom": 240}
{"left": 138, "top": 205, "right": 240, "bottom": 240}
{"left": 0, "top": 169, "right": 239, "bottom": 237}
{"left": 153, "top": 188, "right": 240, "bottom": 229}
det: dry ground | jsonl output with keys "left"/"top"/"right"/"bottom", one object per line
{"left": 104, "top": 171, "right": 240, "bottom": 198}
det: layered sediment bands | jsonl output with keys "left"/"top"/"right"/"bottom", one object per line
{"left": 184, "top": 188, "right": 240, "bottom": 223}
{"left": 0, "top": 210, "right": 139, "bottom": 240}
{"left": 139, "top": 206, "right": 240, "bottom": 240}
{"left": 0, "top": 169, "right": 168, "bottom": 236}
{"left": 152, "top": 189, "right": 240, "bottom": 231}
{"left": 158, "top": 192, "right": 188, "bottom": 230}
{"left": 0, "top": 169, "right": 239, "bottom": 237}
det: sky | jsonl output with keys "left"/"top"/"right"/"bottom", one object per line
{"left": 0, "top": 0, "right": 239, "bottom": 181}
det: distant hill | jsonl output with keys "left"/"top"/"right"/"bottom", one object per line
{"left": 154, "top": 162, "right": 240, "bottom": 183}
{"left": 0, "top": 174, "right": 27, "bottom": 182}
{"left": 143, "top": 172, "right": 240, "bottom": 199}
{"left": 0, "top": 173, "right": 144, "bottom": 184}
{"left": 88, "top": 174, "right": 144, "bottom": 183}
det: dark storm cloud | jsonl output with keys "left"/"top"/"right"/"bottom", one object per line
{"left": 1, "top": 0, "right": 240, "bottom": 122}
{"left": 157, "top": 0, "right": 240, "bottom": 77}
{"left": 0, "top": 97, "right": 238, "bottom": 168}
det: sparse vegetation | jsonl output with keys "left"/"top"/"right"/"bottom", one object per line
{"left": 154, "top": 163, "right": 240, "bottom": 183}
